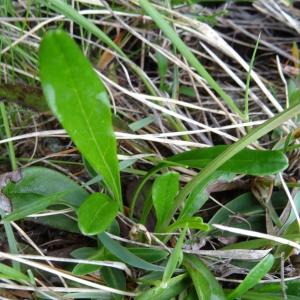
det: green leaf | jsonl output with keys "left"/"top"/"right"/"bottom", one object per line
{"left": 4, "top": 167, "right": 88, "bottom": 209}
{"left": 71, "top": 247, "right": 97, "bottom": 259}
{"left": 254, "top": 279, "right": 300, "bottom": 296}
{"left": 35, "top": 214, "right": 80, "bottom": 233}
{"left": 73, "top": 247, "right": 168, "bottom": 276}
{"left": 167, "top": 145, "right": 288, "bottom": 176}
{"left": 178, "top": 172, "right": 229, "bottom": 219}
{"left": 128, "top": 248, "right": 168, "bottom": 263}
{"left": 72, "top": 248, "right": 104, "bottom": 276}
{"left": 129, "top": 115, "right": 156, "bottom": 131}
{"left": 3, "top": 167, "right": 86, "bottom": 232}
{"left": 39, "top": 30, "right": 121, "bottom": 206}
{"left": 167, "top": 216, "right": 210, "bottom": 232}
{"left": 183, "top": 254, "right": 225, "bottom": 300}
{"left": 170, "top": 102, "right": 300, "bottom": 230}
{"left": 99, "top": 233, "right": 165, "bottom": 272}
{"left": 156, "top": 51, "right": 168, "bottom": 90}
{"left": 209, "top": 191, "right": 287, "bottom": 237}
{"left": 239, "top": 291, "right": 291, "bottom": 300}
{"left": 4, "top": 192, "right": 66, "bottom": 222}
{"left": 152, "top": 172, "right": 179, "bottom": 231}
{"left": 226, "top": 254, "right": 275, "bottom": 300}
{"left": 0, "top": 263, "right": 30, "bottom": 283}
{"left": 101, "top": 267, "right": 126, "bottom": 300}
{"left": 209, "top": 193, "right": 262, "bottom": 225}
{"left": 162, "top": 224, "right": 188, "bottom": 285}
{"left": 136, "top": 274, "right": 188, "bottom": 300}
{"left": 78, "top": 193, "right": 119, "bottom": 236}
{"left": 222, "top": 239, "right": 271, "bottom": 251}
{"left": 132, "top": 144, "right": 288, "bottom": 224}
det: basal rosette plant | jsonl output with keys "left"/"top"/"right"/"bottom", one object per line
{"left": 3, "top": 27, "right": 300, "bottom": 298}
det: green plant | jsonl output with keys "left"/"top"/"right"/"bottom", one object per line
{"left": 3, "top": 27, "right": 300, "bottom": 298}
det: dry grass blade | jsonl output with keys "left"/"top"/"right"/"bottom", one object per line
{"left": 0, "top": 251, "right": 136, "bottom": 296}
{"left": 213, "top": 224, "right": 300, "bottom": 252}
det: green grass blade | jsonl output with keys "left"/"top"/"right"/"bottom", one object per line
{"left": 0, "top": 209, "right": 20, "bottom": 271}
{"left": 47, "top": 0, "right": 123, "bottom": 56}
{"left": 162, "top": 224, "right": 187, "bottom": 284}
{"left": 0, "top": 100, "right": 18, "bottom": 271}
{"left": 136, "top": 274, "right": 188, "bottom": 300}
{"left": 4, "top": 167, "right": 88, "bottom": 209}
{"left": 0, "top": 103, "right": 17, "bottom": 170}
{"left": 4, "top": 192, "right": 67, "bottom": 222}
{"left": 139, "top": 0, "right": 245, "bottom": 119}
{"left": 0, "top": 262, "right": 30, "bottom": 283}
{"left": 244, "top": 35, "right": 260, "bottom": 120}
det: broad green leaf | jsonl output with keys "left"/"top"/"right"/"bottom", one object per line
{"left": 167, "top": 145, "right": 288, "bottom": 176}
{"left": 167, "top": 216, "right": 210, "bottom": 232}
{"left": 4, "top": 167, "right": 88, "bottom": 209}
{"left": 226, "top": 254, "right": 275, "bottom": 300}
{"left": 162, "top": 224, "right": 187, "bottom": 285}
{"left": 39, "top": 30, "right": 121, "bottom": 206}
{"left": 0, "top": 263, "right": 29, "bottom": 283}
{"left": 152, "top": 172, "right": 179, "bottom": 231}
{"left": 183, "top": 254, "right": 225, "bottom": 300}
{"left": 209, "top": 192, "right": 287, "bottom": 236}
{"left": 4, "top": 192, "right": 66, "bottom": 222}
{"left": 99, "top": 233, "right": 165, "bottom": 272}
{"left": 78, "top": 193, "right": 118, "bottom": 235}
{"left": 3, "top": 167, "right": 87, "bottom": 232}
{"left": 136, "top": 274, "right": 188, "bottom": 300}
